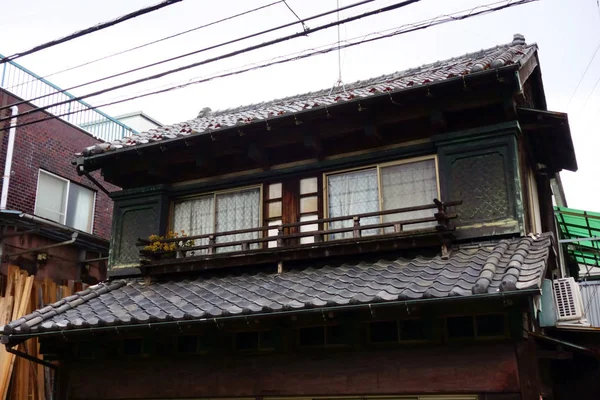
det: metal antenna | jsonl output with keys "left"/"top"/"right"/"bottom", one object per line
{"left": 329, "top": 0, "right": 346, "bottom": 95}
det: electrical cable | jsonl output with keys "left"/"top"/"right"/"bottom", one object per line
{"left": 283, "top": 0, "right": 309, "bottom": 31}
{"left": 0, "top": 0, "right": 380, "bottom": 113}
{"left": 566, "top": 40, "right": 600, "bottom": 108}
{"left": 1, "top": 0, "right": 537, "bottom": 133}
{"left": 0, "top": 0, "right": 419, "bottom": 121}
{"left": 0, "top": 0, "right": 184, "bottom": 64}
{"left": 4, "top": 0, "right": 284, "bottom": 91}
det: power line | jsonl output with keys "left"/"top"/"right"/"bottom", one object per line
{"left": 283, "top": 0, "right": 309, "bottom": 31}
{"left": 5, "top": 0, "right": 284, "bottom": 91}
{"left": 0, "top": 0, "right": 184, "bottom": 65}
{"left": 580, "top": 71, "right": 600, "bottom": 111}
{"left": 1, "top": 0, "right": 420, "bottom": 122}
{"left": 566, "top": 40, "right": 600, "bottom": 108}
{"left": 330, "top": 0, "right": 346, "bottom": 95}
{"left": 0, "top": 0, "right": 379, "bottom": 112}
{"left": 2, "top": 0, "right": 538, "bottom": 134}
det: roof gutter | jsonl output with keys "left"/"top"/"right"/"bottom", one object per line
{"left": 2, "top": 287, "right": 540, "bottom": 343}
{"left": 0, "top": 211, "right": 108, "bottom": 249}
{"left": 6, "top": 231, "right": 78, "bottom": 258}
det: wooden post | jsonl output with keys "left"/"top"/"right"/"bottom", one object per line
{"left": 208, "top": 235, "right": 215, "bottom": 255}
{"left": 353, "top": 216, "right": 361, "bottom": 238}
{"left": 277, "top": 227, "right": 284, "bottom": 248}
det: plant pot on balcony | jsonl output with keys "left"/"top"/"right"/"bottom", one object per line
{"left": 139, "top": 249, "right": 177, "bottom": 263}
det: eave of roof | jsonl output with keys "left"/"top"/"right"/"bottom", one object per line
{"left": 77, "top": 38, "right": 538, "bottom": 167}
{"left": 517, "top": 107, "right": 577, "bottom": 172}
{"left": 0, "top": 210, "right": 109, "bottom": 252}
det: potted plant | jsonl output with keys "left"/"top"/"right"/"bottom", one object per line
{"left": 141, "top": 231, "right": 194, "bottom": 261}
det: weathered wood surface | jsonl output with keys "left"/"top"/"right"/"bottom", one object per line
{"left": 63, "top": 343, "right": 520, "bottom": 399}
{"left": 0, "top": 267, "right": 86, "bottom": 400}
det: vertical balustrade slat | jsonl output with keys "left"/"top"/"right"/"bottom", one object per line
{"left": 208, "top": 235, "right": 215, "bottom": 255}
{"left": 353, "top": 216, "right": 361, "bottom": 238}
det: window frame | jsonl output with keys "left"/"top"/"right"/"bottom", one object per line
{"left": 170, "top": 184, "right": 263, "bottom": 237}
{"left": 295, "top": 323, "right": 351, "bottom": 349}
{"left": 366, "top": 318, "right": 433, "bottom": 346}
{"left": 444, "top": 313, "right": 508, "bottom": 342}
{"left": 232, "top": 329, "right": 276, "bottom": 352}
{"left": 322, "top": 155, "right": 440, "bottom": 232}
{"left": 34, "top": 169, "right": 97, "bottom": 233}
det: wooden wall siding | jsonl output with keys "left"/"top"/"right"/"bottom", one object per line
{"left": 60, "top": 344, "right": 520, "bottom": 400}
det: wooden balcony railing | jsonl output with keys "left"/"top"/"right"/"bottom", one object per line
{"left": 137, "top": 199, "right": 461, "bottom": 268}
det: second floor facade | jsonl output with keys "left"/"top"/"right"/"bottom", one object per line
{"left": 75, "top": 35, "right": 576, "bottom": 277}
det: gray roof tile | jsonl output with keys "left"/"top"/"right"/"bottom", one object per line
{"left": 80, "top": 38, "right": 537, "bottom": 157}
{"left": 1, "top": 234, "right": 552, "bottom": 335}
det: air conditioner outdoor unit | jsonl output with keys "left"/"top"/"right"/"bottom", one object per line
{"left": 553, "top": 277, "right": 585, "bottom": 322}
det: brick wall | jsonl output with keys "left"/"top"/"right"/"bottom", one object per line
{"left": 0, "top": 89, "right": 120, "bottom": 239}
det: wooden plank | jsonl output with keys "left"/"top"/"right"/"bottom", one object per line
{"left": 5, "top": 265, "right": 19, "bottom": 297}
{"left": 1, "top": 274, "right": 34, "bottom": 400}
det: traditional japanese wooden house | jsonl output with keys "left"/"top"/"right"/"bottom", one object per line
{"left": 1, "top": 34, "right": 585, "bottom": 400}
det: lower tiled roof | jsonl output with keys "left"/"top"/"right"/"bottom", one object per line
{"left": 1, "top": 234, "right": 552, "bottom": 335}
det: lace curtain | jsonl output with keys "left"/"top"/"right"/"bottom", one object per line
{"left": 215, "top": 188, "right": 261, "bottom": 252}
{"left": 381, "top": 159, "right": 438, "bottom": 231}
{"left": 327, "top": 168, "right": 380, "bottom": 239}
{"left": 173, "top": 196, "right": 214, "bottom": 253}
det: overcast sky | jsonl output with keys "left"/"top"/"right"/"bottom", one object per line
{"left": 0, "top": 0, "right": 598, "bottom": 212}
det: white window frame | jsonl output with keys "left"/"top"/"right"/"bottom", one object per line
{"left": 323, "top": 155, "right": 441, "bottom": 227}
{"left": 34, "top": 169, "right": 96, "bottom": 233}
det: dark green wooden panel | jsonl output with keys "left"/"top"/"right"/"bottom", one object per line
{"left": 109, "top": 186, "right": 169, "bottom": 274}
{"left": 434, "top": 122, "right": 524, "bottom": 239}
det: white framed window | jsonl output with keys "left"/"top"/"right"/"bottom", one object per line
{"left": 324, "top": 156, "right": 440, "bottom": 238}
{"left": 34, "top": 170, "right": 96, "bottom": 233}
{"left": 172, "top": 186, "right": 262, "bottom": 252}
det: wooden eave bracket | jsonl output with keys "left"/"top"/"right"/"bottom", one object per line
{"left": 247, "top": 141, "right": 270, "bottom": 170}
{"left": 302, "top": 129, "right": 324, "bottom": 159}
{"left": 361, "top": 114, "right": 384, "bottom": 144}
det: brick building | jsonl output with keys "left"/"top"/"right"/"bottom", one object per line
{"left": 0, "top": 87, "right": 118, "bottom": 284}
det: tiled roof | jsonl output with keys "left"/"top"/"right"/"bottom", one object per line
{"left": 2, "top": 234, "right": 552, "bottom": 335}
{"left": 80, "top": 34, "right": 536, "bottom": 157}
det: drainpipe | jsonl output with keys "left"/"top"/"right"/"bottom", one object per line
{"left": 1, "top": 105, "right": 18, "bottom": 210}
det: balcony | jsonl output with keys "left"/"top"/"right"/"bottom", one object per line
{"left": 137, "top": 199, "right": 461, "bottom": 275}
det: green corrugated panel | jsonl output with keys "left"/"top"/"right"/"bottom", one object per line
{"left": 554, "top": 206, "right": 600, "bottom": 268}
